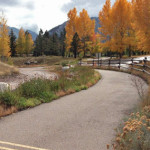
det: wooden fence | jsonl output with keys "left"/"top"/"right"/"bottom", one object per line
{"left": 79, "top": 57, "right": 150, "bottom": 75}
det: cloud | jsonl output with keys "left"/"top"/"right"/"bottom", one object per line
{"left": 25, "top": 2, "right": 35, "bottom": 10}
{"left": 62, "top": 0, "right": 121, "bottom": 17}
{"left": 62, "top": 0, "right": 106, "bottom": 17}
{"left": 22, "top": 23, "right": 39, "bottom": 33}
{"left": 0, "top": 0, "right": 20, "bottom": 6}
{"left": 0, "top": 0, "right": 34, "bottom": 10}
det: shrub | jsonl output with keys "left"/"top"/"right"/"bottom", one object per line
{"left": 39, "top": 92, "right": 57, "bottom": 103}
{"left": 114, "top": 106, "right": 150, "bottom": 150}
{"left": 61, "top": 61, "right": 69, "bottom": 67}
{"left": 17, "top": 78, "right": 50, "bottom": 98}
{"left": 0, "top": 91, "right": 18, "bottom": 106}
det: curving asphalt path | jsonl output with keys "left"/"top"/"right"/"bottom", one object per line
{"left": 0, "top": 70, "right": 148, "bottom": 150}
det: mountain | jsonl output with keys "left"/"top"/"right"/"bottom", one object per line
{"left": 91, "top": 17, "right": 100, "bottom": 33}
{"left": 8, "top": 27, "right": 38, "bottom": 41}
{"left": 49, "top": 22, "right": 67, "bottom": 36}
{"left": 48, "top": 17, "right": 100, "bottom": 36}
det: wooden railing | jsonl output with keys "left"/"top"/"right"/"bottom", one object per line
{"left": 79, "top": 57, "right": 150, "bottom": 75}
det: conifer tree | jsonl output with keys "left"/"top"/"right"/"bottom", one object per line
{"left": 9, "top": 29, "right": 16, "bottom": 57}
{"left": 71, "top": 32, "right": 80, "bottom": 58}
{"left": 34, "top": 29, "right": 44, "bottom": 56}
{"left": 59, "top": 29, "right": 66, "bottom": 57}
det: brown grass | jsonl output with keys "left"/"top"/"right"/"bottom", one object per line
{"left": 56, "top": 71, "right": 100, "bottom": 98}
{"left": 11, "top": 56, "right": 76, "bottom": 67}
{"left": 0, "top": 105, "right": 17, "bottom": 117}
{"left": 0, "top": 61, "right": 19, "bottom": 76}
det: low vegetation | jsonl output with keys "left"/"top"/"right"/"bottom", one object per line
{"left": 11, "top": 56, "right": 77, "bottom": 67}
{"left": 0, "top": 61, "right": 19, "bottom": 76}
{"left": 113, "top": 106, "right": 150, "bottom": 150}
{"left": 0, "top": 66, "right": 100, "bottom": 117}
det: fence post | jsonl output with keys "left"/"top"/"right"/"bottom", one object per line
{"left": 98, "top": 53, "right": 100, "bottom": 66}
{"left": 100, "top": 59, "right": 102, "bottom": 67}
{"left": 118, "top": 59, "right": 121, "bottom": 70}
{"left": 131, "top": 58, "right": 133, "bottom": 71}
{"left": 93, "top": 59, "right": 94, "bottom": 66}
{"left": 109, "top": 59, "right": 111, "bottom": 67}
{"left": 80, "top": 59, "right": 82, "bottom": 66}
{"left": 143, "top": 57, "right": 147, "bottom": 72}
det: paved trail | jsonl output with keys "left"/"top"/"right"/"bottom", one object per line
{"left": 0, "top": 70, "right": 147, "bottom": 150}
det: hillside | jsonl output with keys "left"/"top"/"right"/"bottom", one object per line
{"left": 48, "top": 17, "right": 100, "bottom": 36}
{"left": 9, "top": 27, "right": 38, "bottom": 41}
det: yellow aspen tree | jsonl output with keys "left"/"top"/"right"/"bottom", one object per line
{"left": 25, "top": 32, "right": 34, "bottom": 56}
{"left": 99, "top": 0, "right": 112, "bottom": 50}
{"left": 87, "top": 33, "right": 101, "bottom": 55}
{"left": 78, "top": 9, "right": 95, "bottom": 57}
{"left": 110, "top": 0, "right": 132, "bottom": 57}
{"left": 124, "top": 2, "right": 137, "bottom": 56}
{"left": 0, "top": 15, "right": 10, "bottom": 58}
{"left": 65, "top": 8, "right": 78, "bottom": 55}
{"left": 132, "top": 0, "right": 150, "bottom": 53}
{"left": 16, "top": 28, "right": 25, "bottom": 56}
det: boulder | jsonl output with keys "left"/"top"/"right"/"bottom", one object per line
{"left": 62, "top": 66, "right": 70, "bottom": 71}
{"left": 0, "top": 82, "right": 9, "bottom": 92}
{"left": 24, "top": 61, "right": 31, "bottom": 65}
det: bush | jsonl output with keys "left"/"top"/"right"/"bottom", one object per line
{"left": 40, "top": 92, "right": 57, "bottom": 103}
{"left": 25, "top": 98, "right": 41, "bottom": 108}
{"left": 17, "top": 78, "right": 50, "bottom": 98}
{"left": 114, "top": 106, "right": 150, "bottom": 150}
{"left": 0, "top": 91, "right": 18, "bottom": 106}
{"left": 61, "top": 61, "right": 69, "bottom": 67}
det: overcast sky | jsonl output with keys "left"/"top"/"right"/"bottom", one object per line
{"left": 0, "top": 0, "right": 118, "bottom": 33}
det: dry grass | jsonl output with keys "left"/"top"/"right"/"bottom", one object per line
{"left": 0, "top": 61, "right": 19, "bottom": 76}
{"left": 0, "top": 105, "right": 17, "bottom": 117}
{"left": 11, "top": 56, "right": 77, "bottom": 67}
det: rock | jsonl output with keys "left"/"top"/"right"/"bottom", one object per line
{"left": 62, "top": 66, "right": 70, "bottom": 71}
{"left": 24, "top": 61, "right": 31, "bottom": 65}
{"left": 34, "top": 61, "right": 38, "bottom": 64}
{"left": 0, "top": 82, "right": 9, "bottom": 92}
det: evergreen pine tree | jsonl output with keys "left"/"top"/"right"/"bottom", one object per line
{"left": 71, "top": 32, "right": 80, "bottom": 58}
{"left": 60, "top": 29, "right": 66, "bottom": 57}
{"left": 34, "top": 29, "right": 43, "bottom": 56}
{"left": 9, "top": 29, "right": 16, "bottom": 57}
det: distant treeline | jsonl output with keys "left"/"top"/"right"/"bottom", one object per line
{"left": 33, "top": 29, "right": 66, "bottom": 57}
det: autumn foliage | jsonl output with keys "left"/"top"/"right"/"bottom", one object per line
{"left": 65, "top": 8, "right": 96, "bottom": 57}
{"left": 99, "top": 0, "right": 150, "bottom": 57}
{"left": 16, "top": 28, "right": 34, "bottom": 56}
{"left": 0, "top": 15, "right": 10, "bottom": 58}
{"left": 65, "top": 0, "right": 150, "bottom": 58}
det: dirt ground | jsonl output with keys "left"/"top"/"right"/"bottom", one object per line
{"left": 0, "top": 67, "right": 57, "bottom": 90}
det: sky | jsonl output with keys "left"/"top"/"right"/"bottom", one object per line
{"left": 0, "top": 0, "right": 117, "bottom": 33}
